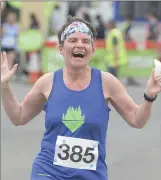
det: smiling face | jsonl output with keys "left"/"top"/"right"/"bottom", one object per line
{"left": 59, "top": 32, "right": 94, "bottom": 69}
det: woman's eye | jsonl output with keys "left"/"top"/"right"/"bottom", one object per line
{"left": 70, "top": 39, "right": 76, "bottom": 42}
{"left": 84, "top": 41, "right": 90, "bottom": 44}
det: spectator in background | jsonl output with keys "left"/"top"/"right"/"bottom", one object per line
{"left": 82, "top": 11, "right": 92, "bottom": 24}
{"left": 50, "top": 4, "right": 65, "bottom": 35}
{"left": 95, "top": 14, "right": 106, "bottom": 39}
{"left": 5, "top": 1, "right": 21, "bottom": 22}
{"left": 146, "top": 12, "right": 160, "bottom": 41}
{"left": 105, "top": 19, "right": 127, "bottom": 78}
{"left": 76, "top": 6, "right": 92, "bottom": 23}
{"left": 122, "top": 15, "right": 140, "bottom": 86}
{"left": 29, "top": 13, "right": 40, "bottom": 29}
{"left": 1, "top": 11, "right": 19, "bottom": 70}
{"left": 76, "top": 7, "right": 92, "bottom": 24}
{"left": 68, "top": 1, "right": 81, "bottom": 17}
{"left": 122, "top": 14, "right": 133, "bottom": 42}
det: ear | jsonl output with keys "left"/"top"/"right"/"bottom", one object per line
{"left": 92, "top": 46, "right": 95, "bottom": 55}
{"left": 59, "top": 44, "right": 63, "bottom": 55}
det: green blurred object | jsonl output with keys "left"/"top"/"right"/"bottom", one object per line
{"left": 18, "top": 30, "right": 44, "bottom": 52}
{"left": 8, "top": 1, "right": 22, "bottom": 9}
{"left": 89, "top": 49, "right": 106, "bottom": 71}
{"left": 41, "top": 47, "right": 64, "bottom": 73}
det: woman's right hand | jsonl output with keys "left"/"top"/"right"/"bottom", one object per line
{"left": 1, "top": 52, "right": 18, "bottom": 85}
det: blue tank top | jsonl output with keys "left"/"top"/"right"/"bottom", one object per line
{"left": 33, "top": 68, "right": 111, "bottom": 180}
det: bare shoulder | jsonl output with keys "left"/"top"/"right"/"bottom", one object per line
{"left": 101, "top": 71, "right": 125, "bottom": 99}
{"left": 38, "top": 72, "right": 53, "bottom": 83}
{"left": 34, "top": 72, "right": 54, "bottom": 100}
{"left": 101, "top": 71, "right": 115, "bottom": 84}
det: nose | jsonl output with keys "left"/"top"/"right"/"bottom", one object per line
{"left": 75, "top": 40, "right": 84, "bottom": 48}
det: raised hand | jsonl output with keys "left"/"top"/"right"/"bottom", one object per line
{"left": 145, "top": 70, "right": 161, "bottom": 97}
{"left": 1, "top": 52, "right": 18, "bottom": 85}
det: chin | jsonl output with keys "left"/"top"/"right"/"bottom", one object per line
{"left": 70, "top": 58, "right": 87, "bottom": 68}
{"left": 71, "top": 62, "right": 87, "bottom": 69}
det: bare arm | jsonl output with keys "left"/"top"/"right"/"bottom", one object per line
{"left": 1, "top": 73, "right": 52, "bottom": 126}
{"left": 103, "top": 73, "right": 158, "bottom": 128}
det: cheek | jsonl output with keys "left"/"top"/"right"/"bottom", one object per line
{"left": 88, "top": 47, "right": 94, "bottom": 56}
{"left": 63, "top": 50, "right": 73, "bottom": 60}
{"left": 64, "top": 45, "right": 73, "bottom": 54}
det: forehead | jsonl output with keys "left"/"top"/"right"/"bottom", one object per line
{"left": 67, "top": 32, "right": 91, "bottom": 40}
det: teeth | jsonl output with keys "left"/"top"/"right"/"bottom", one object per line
{"left": 72, "top": 52, "right": 85, "bottom": 58}
{"left": 73, "top": 52, "right": 85, "bottom": 55}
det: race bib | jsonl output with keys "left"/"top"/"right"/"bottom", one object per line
{"left": 53, "top": 136, "right": 99, "bottom": 170}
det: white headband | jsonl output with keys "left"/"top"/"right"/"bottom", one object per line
{"left": 61, "top": 21, "right": 94, "bottom": 43}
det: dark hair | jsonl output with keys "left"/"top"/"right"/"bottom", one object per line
{"left": 125, "top": 14, "right": 133, "bottom": 20}
{"left": 58, "top": 15, "right": 97, "bottom": 45}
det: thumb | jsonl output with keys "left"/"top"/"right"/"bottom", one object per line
{"left": 150, "top": 69, "right": 155, "bottom": 80}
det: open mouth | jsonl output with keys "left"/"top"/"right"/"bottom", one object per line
{"left": 72, "top": 52, "right": 85, "bottom": 58}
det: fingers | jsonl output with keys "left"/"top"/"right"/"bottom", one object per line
{"left": 5, "top": 64, "right": 18, "bottom": 80}
{"left": 154, "top": 74, "right": 161, "bottom": 83}
{"left": 1, "top": 52, "right": 8, "bottom": 65}
{"left": 10, "top": 64, "right": 18, "bottom": 76}
{"left": 149, "top": 69, "right": 155, "bottom": 79}
{"left": 1, "top": 52, "right": 4, "bottom": 64}
{"left": 3, "top": 51, "right": 8, "bottom": 65}
{"left": 155, "top": 76, "right": 161, "bottom": 82}
{"left": 154, "top": 73, "right": 161, "bottom": 78}
{"left": 1, "top": 64, "right": 18, "bottom": 84}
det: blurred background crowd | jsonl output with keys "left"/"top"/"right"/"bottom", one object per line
{"left": 1, "top": 1, "right": 161, "bottom": 85}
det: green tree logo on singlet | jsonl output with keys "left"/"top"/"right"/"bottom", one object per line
{"left": 62, "top": 106, "right": 85, "bottom": 133}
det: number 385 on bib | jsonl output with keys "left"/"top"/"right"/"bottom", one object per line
{"left": 53, "top": 136, "right": 99, "bottom": 170}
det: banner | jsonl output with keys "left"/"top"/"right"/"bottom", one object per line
{"left": 41, "top": 41, "right": 158, "bottom": 77}
{"left": 87, "top": 49, "right": 156, "bottom": 77}
{"left": 120, "top": 50, "right": 156, "bottom": 77}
